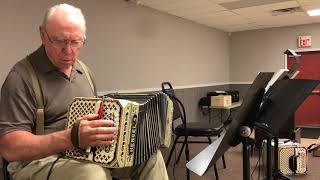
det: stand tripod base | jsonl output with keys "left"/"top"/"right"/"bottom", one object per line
{"left": 261, "top": 170, "right": 293, "bottom": 180}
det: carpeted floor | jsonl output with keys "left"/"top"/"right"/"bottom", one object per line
{"left": 163, "top": 137, "right": 320, "bottom": 180}
{"left": 1, "top": 137, "right": 319, "bottom": 180}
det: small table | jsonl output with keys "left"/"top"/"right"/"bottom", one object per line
{"left": 202, "top": 101, "right": 242, "bottom": 124}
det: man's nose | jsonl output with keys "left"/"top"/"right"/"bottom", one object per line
{"left": 62, "top": 43, "right": 73, "bottom": 53}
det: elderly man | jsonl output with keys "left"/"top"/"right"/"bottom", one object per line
{"left": 0, "top": 4, "right": 168, "bottom": 180}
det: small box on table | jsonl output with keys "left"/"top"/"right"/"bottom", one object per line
{"left": 211, "top": 95, "right": 232, "bottom": 107}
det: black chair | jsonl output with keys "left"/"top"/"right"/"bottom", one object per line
{"left": 162, "top": 82, "right": 226, "bottom": 180}
{"left": 2, "top": 157, "right": 10, "bottom": 180}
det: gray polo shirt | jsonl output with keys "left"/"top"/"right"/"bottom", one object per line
{"left": 0, "top": 46, "right": 95, "bottom": 135}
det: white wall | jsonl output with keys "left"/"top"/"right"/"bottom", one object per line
{"left": 230, "top": 23, "right": 320, "bottom": 83}
{"left": 0, "top": 0, "right": 230, "bottom": 93}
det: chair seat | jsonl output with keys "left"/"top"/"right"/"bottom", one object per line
{"left": 174, "top": 122, "right": 223, "bottom": 137}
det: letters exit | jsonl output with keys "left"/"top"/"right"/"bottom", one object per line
{"left": 298, "top": 36, "right": 312, "bottom": 48}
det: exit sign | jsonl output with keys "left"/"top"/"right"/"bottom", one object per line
{"left": 298, "top": 36, "right": 312, "bottom": 48}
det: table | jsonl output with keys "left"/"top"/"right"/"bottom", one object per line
{"left": 202, "top": 101, "right": 242, "bottom": 124}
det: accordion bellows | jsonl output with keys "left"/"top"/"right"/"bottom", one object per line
{"left": 64, "top": 92, "right": 173, "bottom": 168}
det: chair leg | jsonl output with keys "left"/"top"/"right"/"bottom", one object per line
{"left": 217, "top": 134, "right": 227, "bottom": 169}
{"left": 222, "top": 155, "right": 226, "bottom": 169}
{"left": 166, "top": 135, "right": 180, "bottom": 167}
{"left": 207, "top": 136, "right": 212, "bottom": 144}
{"left": 213, "top": 164, "right": 219, "bottom": 180}
{"left": 2, "top": 158, "right": 10, "bottom": 180}
{"left": 175, "top": 139, "right": 186, "bottom": 164}
{"left": 208, "top": 137, "right": 226, "bottom": 180}
{"left": 251, "top": 144, "right": 254, "bottom": 157}
{"left": 249, "top": 138, "right": 255, "bottom": 157}
{"left": 184, "top": 136, "right": 190, "bottom": 180}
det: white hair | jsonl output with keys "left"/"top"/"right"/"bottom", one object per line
{"left": 42, "top": 4, "right": 86, "bottom": 32}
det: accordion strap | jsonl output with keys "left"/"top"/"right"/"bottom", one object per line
{"left": 22, "top": 57, "right": 45, "bottom": 135}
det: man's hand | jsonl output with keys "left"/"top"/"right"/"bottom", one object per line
{"left": 77, "top": 114, "right": 118, "bottom": 148}
{"left": 0, "top": 114, "right": 118, "bottom": 161}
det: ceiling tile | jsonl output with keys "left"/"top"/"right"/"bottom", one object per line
{"left": 219, "top": 0, "right": 294, "bottom": 10}
{"left": 192, "top": 10, "right": 236, "bottom": 21}
{"left": 296, "top": 0, "right": 320, "bottom": 6}
{"left": 232, "top": 1, "right": 300, "bottom": 15}
{"left": 138, "top": 0, "right": 320, "bottom": 32}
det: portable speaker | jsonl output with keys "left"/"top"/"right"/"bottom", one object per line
{"left": 278, "top": 146, "right": 307, "bottom": 174}
{"left": 262, "top": 140, "right": 307, "bottom": 175}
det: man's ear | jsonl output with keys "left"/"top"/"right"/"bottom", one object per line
{"left": 39, "top": 26, "right": 45, "bottom": 41}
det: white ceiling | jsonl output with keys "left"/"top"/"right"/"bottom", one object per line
{"left": 132, "top": 0, "right": 320, "bottom": 32}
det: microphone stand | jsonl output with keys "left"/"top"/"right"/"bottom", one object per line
{"left": 256, "top": 91, "right": 293, "bottom": 180}
{"left": 272, "top": 135, "right": 293, "bottom": 180}
{"left": 255, "top": 124, "right": 293, "bottom": 180}
{"left": 239, "top": 126, "right": 253, "bottom": 180}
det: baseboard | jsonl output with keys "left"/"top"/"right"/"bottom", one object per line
{"left": 299, "top": 127, "right": 320, "bottom": 139}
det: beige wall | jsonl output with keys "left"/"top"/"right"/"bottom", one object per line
{"left": 4, "top": 0, "right": 319, "bottom": 93}
{"left": 230, "top": 23, "right": 320, "bottom": 83}
{"left": 0, "top": 0, "right": 230, "bottom": 93}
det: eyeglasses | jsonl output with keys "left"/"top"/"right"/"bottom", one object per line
{"left": 44, "top": 30, "right": 85, "bottom": 48}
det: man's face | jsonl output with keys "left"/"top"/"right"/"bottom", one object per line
{"left": 40, "top": 17, "right": 86, "bottom": 71}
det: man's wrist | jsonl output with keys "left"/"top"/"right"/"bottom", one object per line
{"left": 70, "top": 121, "right": 81, "bottom": 148}
{"left": 63, "top": 128, "right": 74, "bottom": 149}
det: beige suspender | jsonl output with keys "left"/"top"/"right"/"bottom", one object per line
{"left": 77, "top": 60, "right": 95, "bottom": 95}
{"left": 22, "top": 58, "right": 95, "bottom": 135}
{"left": 22, "top": 58, "right": 45, "bottom": 135}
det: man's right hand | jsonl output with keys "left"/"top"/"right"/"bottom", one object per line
{"left": 77, "top": 114, "right": 118, "bottom": 148}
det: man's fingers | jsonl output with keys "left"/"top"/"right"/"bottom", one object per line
{"left": 84, "top": 119, "right": 115, "bottom": 128}
{"left": 92, "top": 127, "right": 118, "bottom": 135}
{"left": 90, "top": 134, "right": 117, "bottom": 141}
{"left": 93, "top": 140, "right": 116, "bottom": 147}
{"left": 77, "top": 119, "right": 118, "bottom": 148}
{"left": 79, "top": 114, "right": 99, "bottom": 121}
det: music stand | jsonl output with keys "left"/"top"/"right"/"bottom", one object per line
{"left": 186, "top": 72, "right": 274, "bottom": 176}
{"left": 187, "top": 48, "right": 316, "bottom": 179}
{"left": 255, "top": 79, "right": 319, "bottom": 180}
{"left": 187, "top": 74, "right": 319, "bottom": 179}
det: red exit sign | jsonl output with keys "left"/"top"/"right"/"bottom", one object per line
{"left": 298, "top": 36, "right": 312, "bottom": 48}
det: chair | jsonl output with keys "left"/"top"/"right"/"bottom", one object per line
{"left": 2, "top": 157, "right": 10, "bottom": 180}
{"left": 162, "top": 82, "right": 226, "bottom": 180}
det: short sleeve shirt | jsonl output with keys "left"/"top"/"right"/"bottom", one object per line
{"left": 0, "top": 46, "right": 95, "bottom": 135}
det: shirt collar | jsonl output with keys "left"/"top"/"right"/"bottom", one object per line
{"left": 29, "top": 45, "right": 83, "bottom": 75}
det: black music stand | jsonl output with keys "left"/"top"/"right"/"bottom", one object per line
{"left": 255, "top": 79, "right": 319, "bottom": 180}
{"left": 187, "top": 48, "right": 315, "bottom": 179}
{"left": 187, "top": 76, "right": 319, "bottom": 180}
{"left": 186, "top": 72, "right": 274, "bottom": 177}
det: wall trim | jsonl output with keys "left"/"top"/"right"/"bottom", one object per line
{"left": 97, "top": 81, "right": 252, "bottom": 95}
{"left": 294, "top": 48, "right": 320, "bottom": 52}
{"left": 229, "top": 81, "right": 252, "bottom": 84}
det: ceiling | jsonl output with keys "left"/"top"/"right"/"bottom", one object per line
{"left": 132, "top": 0, "right": 320, "bottom": 32}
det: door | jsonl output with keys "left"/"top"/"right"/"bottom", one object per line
{"left": 287, "top": 51, "right": 320, "bottom": 127}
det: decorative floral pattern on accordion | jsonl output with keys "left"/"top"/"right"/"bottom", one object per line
{"left": 64, "top": 94, "right": 173, "bottom": 168}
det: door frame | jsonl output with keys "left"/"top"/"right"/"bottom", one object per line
{"left": 283, "top": 48, "right": 320, "bottom": 69}
{"left": 284, "top": 48, "right": 320, "bottom": 94}
{"left": 284, "top": 48, "right": 320, "bottom": 127}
